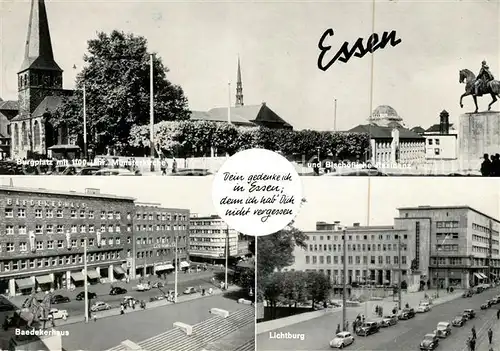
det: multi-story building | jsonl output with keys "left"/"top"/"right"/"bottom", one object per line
{"left": 133, "top": 203, "right": 190, "bottom": 278}
{"left": 189, "top": 215, "right": 250, "bottom": 264}
{"left": 287, "top": 206, "right": 500, "bottom": 290}
{"left": 0, "top": 186, "right": 135, "bottom": 296}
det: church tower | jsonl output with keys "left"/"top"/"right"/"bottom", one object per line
{"left": 235, "top": 56, "right": 244, "bottom": 107}
{"left": 18, "top": 0, "right": 63, "bottom": 117}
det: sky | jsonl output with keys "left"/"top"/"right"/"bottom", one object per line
{"left": 2, "top": 176, "right": 499, "bottom": 232}
{"left": 1, "top": 0, "right": 499, "bottom": 132}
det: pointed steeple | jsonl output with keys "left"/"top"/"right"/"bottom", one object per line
{"left": 19, "top": 0, "right": 62, "bottom": 73}
{"left": 235, "top": 56, "right": 244, "bottom": 107}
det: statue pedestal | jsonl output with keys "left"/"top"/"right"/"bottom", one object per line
{"left": 459, "top": 111, "right": 500, "bottom": 171}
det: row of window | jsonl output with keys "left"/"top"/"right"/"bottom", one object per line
{"left": 472, "top": 234, "right": 500, "bottom": 246}
{"left": 135, "top": 224, "right": 187, "bottom": 232}
{"left": 436, "top": 221, "right": 459, "bottom": 228}
{"left": 308, "top": 234, "right": 409, "bottom": 242}
{"left": 431, "top": 257, "right": 500, "bottom": 267}
{"left": 190, "top": 237, "right": 234, "bottom": 243}
{"left": 136, "top": 236, "right": 188, "bottom": 245}
{"left": 307, "top": 243, "right": 408, "bottom": 253}
{"left": 472, "top": 222, "right": 499, "bottom": 236}
{"left": 136, "top": 212, "right": 187, "bottom": 222}
{"left": 0, "top": 251, "right": 123, "bottom": 273}
{"left": 436, "top": 244, "right": 459, "bottom": 252}
{"left": 135, "top": 247, "right": 186, "bottom": 259}
{"left": 191, "top": 229, "right": 230, "bottom": 234}
{"left": 1, "top": 237, "right": 130, "bottom": 252}
{"left": 5, "top": 208, "right": 130, "bottom": 220}
{"left": 191, "top": 220, "right": 223, "bottom": 226}
{"left": 473, "top": 245, "right": 500, "bottom": 255}
{"left": 436, "top": 232, "right": 459, "bottom": 239}
{"left": 3, "top": 224, "right": 129, "bottom": 236}
{"left": 305, "top": 255, "right": 408, "bottom": 265}
{"left": 189, "top": 245, "right": 237, "bottom": 251}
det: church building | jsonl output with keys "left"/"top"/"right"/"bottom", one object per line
{"left": 3, "top": 0, "right": 73, "bottom": 160}
{"left": 190, "top": 58, "right": 293, "bottom": 130}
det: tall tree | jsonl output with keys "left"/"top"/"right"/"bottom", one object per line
{"left": 306, "top": 270, "right": 332, "bottom": 310}
{"left": 52, "top": 30, "right": 190, "bottom": 155}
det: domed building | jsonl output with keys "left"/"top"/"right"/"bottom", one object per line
{"left": 348, "top": 105, "right": 425, "bottom": 168}
{"left": 368, "top": 105, "right": 404, "bottom": 128}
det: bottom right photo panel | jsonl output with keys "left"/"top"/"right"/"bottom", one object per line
{"left": 257, "top": 177, "right": 500, "bottom": 351}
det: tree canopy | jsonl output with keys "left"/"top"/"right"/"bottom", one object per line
{"left": 52, "top": 30, "right": 190, "bottom": 155}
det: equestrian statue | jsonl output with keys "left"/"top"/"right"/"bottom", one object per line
{"left": 459, "top": 61, "right": 500, "bottom": 113}
{"left": 20, "top": 291, "right": 53, "bottom": 329}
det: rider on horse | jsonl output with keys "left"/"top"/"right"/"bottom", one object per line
{"left": 474, "top": 60, "right": 495, "bottom": 96}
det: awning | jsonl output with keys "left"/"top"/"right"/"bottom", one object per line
{"left": 71, "top": 272, "right": 85, "bottom": 281}
{"left": 87, "top": 269, "right": 100, "bottom": 279}
{"left": 479, "top": 273, "right": 488, "bottom": 279}
{"left": 35, "top": 275, "right": 52, "bottom": 285}
{"left": 113, "top": 266, "right": 125, "bottom": 275}
{"left": 474, "top": 273, "right": 484, "bottom": 280}
{"left": 180, "top": 261, "right": 190, "bottom": 268}
{"left": 16, "top": 278, "right": 34, "bottom": 289}
{"left": 155, "top": 264, "right": 174, "bottom": 272}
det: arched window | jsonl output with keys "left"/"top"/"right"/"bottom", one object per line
{"left": 33, "top": 120, "right": 41, "bottom": 147}
{"left": 13, "top": 124, "right": 19, "bottom": 147}
{"left": 21, "top": 122, "right": 28, "bottom": 146}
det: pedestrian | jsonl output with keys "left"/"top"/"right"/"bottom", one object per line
{"left": 336, "top": 324, "right": 341, "bottom": 334}
{"left": 375, "top": 305, "right": 379, "bottom": 315}
{"left": 466, "top": 337, "right": 472, "bottom": 351}
{"left": 482, "top": 154, "right": 493, "bottom": 176}
{"left": 470, "top": 336, "right": 476, "bottom": 351}
{"left": 488, "top": 328, "right": 493, "bottom": 344}
{"left": 120, "top": 304, "right": 124, "bottom": 315}
{"left": 497, "top": 309, "right": 500, "bottom": 319}
{"left": 472, "top": 326, "right": 477, "bottom": 340}
{"left": 345, "top": 321, "right": 349, "bottom": 331}
{"left": 93, "top": 314, "right": 97, "bottom": 322}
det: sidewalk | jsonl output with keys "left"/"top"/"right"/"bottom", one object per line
{"left": 8, "top": 269, "right": 218, "bottom": 306}
{"left": 52, "top": 285, "right": 242, "bottom": 327}
{"left": 476, "top": 314, "right": 499, "bottom": 351}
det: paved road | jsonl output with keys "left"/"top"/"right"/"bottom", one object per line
{"left": 55, "top": 294, "right": 247, "bottom": 350}
{"left": 258, "top": 287, "right": 500, "bottom": 351}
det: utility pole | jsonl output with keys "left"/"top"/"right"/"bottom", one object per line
{"left": 84, "top": 238, "right": 88, "bottom": 323}
{"left": 225, "top": 225, "right": 229, "bottom": 290}
{"left": 488, "top": 220, "right": 492, "bottom": 283}
{"left": 342, "top": 227, "right": 347, "bottom": 331}
{"left": 436, "top": 238, "right": 440, "bottom": 298}
{"left": 83, "top": 83, "right": 87, "bottom": 160}
{"left": 398, "top": 235, "right": 402, "bottom": 310}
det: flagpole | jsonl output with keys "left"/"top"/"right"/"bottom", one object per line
{"left": 227, "top": 82, "right": 232, "bottom": 124}
{"left": 334, "top": 98, "right": 337, "bottom": 132}
{"left": 150, "top": 54, "right": 155, "bottom": 172}
{"left": 225, "top": 225, "right": 229, "bottom": 290}
{"left": 83, "top": 84, "right": 87, "bottom": 160}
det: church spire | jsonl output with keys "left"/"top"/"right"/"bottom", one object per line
{"left": 19, "top": 0, "right": 62, "bottom": 73}
{"left": 235, "top": 56, "right": 244, "bottom": 107}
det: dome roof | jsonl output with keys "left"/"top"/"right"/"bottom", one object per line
{"left": 372, "top": 105, "right": 399, "bottom": 118}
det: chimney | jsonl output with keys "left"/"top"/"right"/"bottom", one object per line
{"left": 353, "top": 222, "right": 360, "bottom": 227}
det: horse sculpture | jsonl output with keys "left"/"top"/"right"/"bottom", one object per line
{"left": 459, "top": 69, "right": 500, "bottom": 112}
{"left": 20, "top": 291, "right": 52, "bottom": 329}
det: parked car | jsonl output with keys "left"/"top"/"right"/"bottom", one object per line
{"left": 167, "top": 290, "right": 179, "bottom": 298}
{"left": 487, "top": 299, "right": 496, "bottom": 306}
{"left": 398, "top": 308, "right": 416, "bottom": 320}
{"left": 420, "top": 333, "right": 439, "bottom": 350}
{"left": 136, "top": 284, "right": 151, "bottom": 292}
{"left": 452, "top": 314, "right": 467, "bottom": 327}
{"left": 481, "top": 302, "right": 490, "bottom": 310}
{"left": 110, "top": 287, "right": 127, "bottom": 295}
{"left": 463, "top": 309, "right": 475, "bottom": 319}
{"left": 50, "top": 295, "right": 70, "bottom": 304}
{"left": 75, "top": 292, "right": 97, "bottom": 300}
{"left": 329, "top": 331, "right": 355, "bottom": 348}
{"left": 46, "top": 308, "right": 68, "bottom": 321}
{"left": 380, "top": 315, "right": 398, "bottom": 327}
{"left": 462, "top": 290, "right": 473, "bottom": 298}
{"left": 90, "top": 301, "right": 111, "bottom": 312}
{"left": 151, "top": 282, "right": 164, "bottom": 288}
{"left": 149, "top": 295, "right": 167, "bottom": 302}
{"left": 356, "top": 321, "right": 379, "bottom": 336}
{"left": 417, "top": 302, "right": 431, "bottom": 313}
{"left": 183, "top": 287, "right": 196, "bottom": 294}
{"left": 435, "top": 322, "right": 452, "bottom": 338}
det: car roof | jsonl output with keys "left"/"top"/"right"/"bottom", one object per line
{"left": 437, "top": 322, "right": 450, "bottom": 325}
{"left": 425, "top": 333, "right": 436, "bottom": 337}
{"left": 464, "top": 309, "right": 474, "bottom": 311}
{"left": 336, "top": 332, "right": 350, "bottom": 337}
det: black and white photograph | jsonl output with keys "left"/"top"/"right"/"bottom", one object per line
{"left": 0, "top": 177, "right": 255, "bottom": 351}
{"left": 0, "top": 0, "right": 499, "bottom": 176}
{"left": 257, "top": 177, "right": 500, "bottom": 351}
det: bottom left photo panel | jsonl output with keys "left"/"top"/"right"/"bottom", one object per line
{"left": 0, "top": 176, "right": 255, "bottom": 351}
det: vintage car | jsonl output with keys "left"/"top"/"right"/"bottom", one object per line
{"left": 379, "top": 315, "right": 398, "bottom": 327}
{"left": 417, "top": 302, "right": 432, "bottom": 313}
{"left": 462, "top": 290, "right": 473, "bottom": 298}
{"left": 40, "top": 308, "right": 68, "bottom": 321}
{"left": 452, "top": 314, "right": 467, "bottom": 327}
{"left": 481, "top": 302, "right": 490, "bottom": 310}
{"left": 183, "top": 287, "right": 197, "bottom": 295}
{"left": 398, "top": 308, "right": 416, "bottom": 320}
{"left": 90, "top": 301, "right": 111, "bottom": 312}
{"left": 329, "top": 331, "right": 355, "bottom": 349}
{"left": 136, "top": 284, "right": 151, "bottom": 292}
{"left": 435, "top": 322, "right": 452, "bottom": 338}
{"left": 420, "top": 333, "right": 439, "bottom": 350}
{"left": 463, "top": 309, "right": 476, "bottom": 319}
{"left": 356, "top": 321, "right": 379, "bottom": 336}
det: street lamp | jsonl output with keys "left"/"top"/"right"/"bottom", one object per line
{"left": 83, "top": 237, "right": 89, "bottom": 323}
{"left": 397, "top": 235, "right": 403, "bottom": 310}
{"left": 174, "top": 235, "right": 178, "bottom": 303}
{"left": 334, "top": 224, "right": 347, "bottom": 331}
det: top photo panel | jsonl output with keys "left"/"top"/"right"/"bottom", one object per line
{"left": 0, "top": 0, "right": 499, "bottom": 177}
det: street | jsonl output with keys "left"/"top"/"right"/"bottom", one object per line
{"left": 54, "top": 293, "right": 248, "bottom": 351}
{"left": 257, "top": 287, "right": 500, "bottom": 351}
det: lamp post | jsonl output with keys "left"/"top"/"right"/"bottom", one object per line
{"left": 398, "top": 235, "right": 402, "bottom": 310}
{"left": 174, "top": 235, "right": 178, "bottom": 303}
{"left": 225, "top": 225, "right": 229, "bottom": 290}
{"left": 435, "top": 234, "right": 451, "bottom": 298}
{"left": 83, "top": 238, "right": 89, "bottom": 323}
{"left": 335, "top": 225, "right": 347, "bottom": 331}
